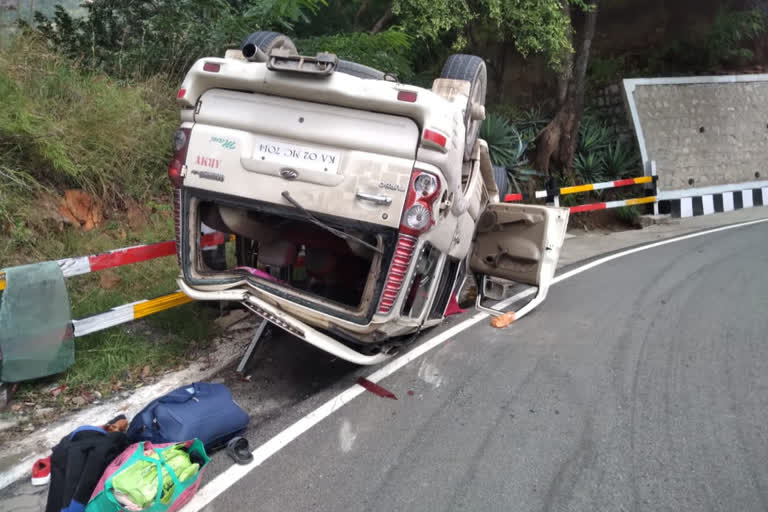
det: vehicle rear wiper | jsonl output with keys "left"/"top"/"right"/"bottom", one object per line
{"left": 281, "top": 191, "right": 383, "bottom": 255}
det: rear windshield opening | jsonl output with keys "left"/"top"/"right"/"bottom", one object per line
{"left": 194, "top": 200, "right": 388, "bottom": 311}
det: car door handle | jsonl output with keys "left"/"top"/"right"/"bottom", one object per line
{"left": 356, "top": 191, "right": 392, "bottom": 206}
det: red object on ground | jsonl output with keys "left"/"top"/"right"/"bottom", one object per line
{"left": 31, "top": 457, "right": 51, "bottom": 486}
{"left": 356, "top": 377, "right": 397, "bottom": 400}
{"left": 444, "top": 293, "right": 466, "bottom": 317}
{"left": 49, "top": 384, "right": 67, "bottom": 397}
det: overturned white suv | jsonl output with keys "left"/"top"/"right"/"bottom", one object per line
{"left": 171, "top": 31, "right": 569, "bottom": 365}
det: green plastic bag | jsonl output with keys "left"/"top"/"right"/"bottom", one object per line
{"left": 86, "top": 440, "right": 209, "bottom": 512}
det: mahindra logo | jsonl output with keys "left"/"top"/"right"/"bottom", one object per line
{"left": 280, "top": 168, "right": 299, "bottom": 180}
{"left": 379, "top": 181, "right": 405, "bottom": 192}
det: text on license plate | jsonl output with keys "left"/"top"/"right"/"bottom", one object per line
{"left": 252, "top": 137, "right": 341, "bottom": 174}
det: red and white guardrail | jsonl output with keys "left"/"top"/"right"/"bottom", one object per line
{"left": 504, "top": 175, "right": 657, "bottom": 212}
{"left": 54, "top": 232, "right": 227, "bottom": 279}
{"left": 0, "top": 233, "right": 230, "bottom": 335}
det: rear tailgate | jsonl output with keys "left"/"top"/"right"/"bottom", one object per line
{"left": 186, "top": 89, "right": 419, "bottom": 228}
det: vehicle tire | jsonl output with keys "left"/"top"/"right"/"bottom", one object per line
{"left": 336, "top": 59, "right": 386, "bottom": 80}
{"left": 492, "top": 165, "right": 509, "bottom": 201}
{"left": 439, "top": 54, "right": 487, "bottom": 161}
{"left": 240, "top": 31, "right": 297, "bottom": 61}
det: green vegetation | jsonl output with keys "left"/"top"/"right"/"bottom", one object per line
{"left": 29, "top": 0, "right": 327, "bottom": 80}
{"left": 602, "top": 140, "right": 639, "bottom": 179}
{"left": 0, "top": 36, "right": 176, "bottom": 230}
{"left": 480, "top": 113, "right": 523, "bottom": 168}
{"left": 484, "top": 109, "right": 640, "bottom": 187}
{"left": 298, "top": 29, "right": 413, "bottom": 81}
{"left": 589, "top": 7, "right": 767, "bottom": 83}
{"left": 613, "top": 205, "right": 640, "bottom": 226}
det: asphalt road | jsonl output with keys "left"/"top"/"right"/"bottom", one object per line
{"left": 201, "top": 221, "right": 768, "bottom": 512}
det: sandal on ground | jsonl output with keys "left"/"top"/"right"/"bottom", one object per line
{"left": 226, "top": 436, "right": 253, "bottom": 465}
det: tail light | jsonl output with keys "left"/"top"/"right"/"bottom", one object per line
{"left": 377, "top": 169, "right": 442, "bottom": 314}
{"left": 399, "top": 170, "right": 441, "bottom": 237}
{"left": 168, "top": 127, "right": 191, "bottom": 188}
{"left": 173, "top": 188, "right": 183, "bottom": 266}
{"left": 378, "top": 235, "right": 417, "bottom": 313}
{"left": 169, "top": 127, "right": 191, "bottom": 265}
{"left": 422, "top": 129, "right": 448, "bottom": 151}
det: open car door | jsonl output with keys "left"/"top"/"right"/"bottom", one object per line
{"left": 470, "top": 203, "right": 569, "bottom": 322}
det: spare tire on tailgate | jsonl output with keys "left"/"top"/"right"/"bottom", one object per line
{"left": 336, "top": 60, "right": 387, "bottom": 80}
{"left": 240, "top": 31, "right": 298, "bottom": 61}
{"left": 241, "top": 32, "right": 391, "bottom": 81}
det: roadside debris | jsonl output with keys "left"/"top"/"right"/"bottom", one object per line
{"left": 491, "top": 312, "right": 516, "bottom": 328}
{"left": 49, "top": 385, "right": 67, "bottom": 397}
{"left": 226, "top": 436, "right": 253, "bottom": 465}
{"left": 31, "top": 457, "right": 50, "bottom": 487}
{"left": 356, "top": 377, "right": 397, "bottom": 400}
{"left": 57, "top": 189, "right": 104, "bottom": 231}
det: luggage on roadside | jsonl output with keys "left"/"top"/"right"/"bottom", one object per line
{"left": 86, "top": 440, "right": 210, "bottom": 512}
{"left": 126, "top": 382, "right": 249, "bottom": 450}
{"left": 46, "top": 424, "right": 130, "bottom": 512}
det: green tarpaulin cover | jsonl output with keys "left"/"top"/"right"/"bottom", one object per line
{"left": 0, "top": 262, "right": 74, "bottom": 382}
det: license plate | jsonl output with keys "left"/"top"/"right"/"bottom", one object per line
{"left": 252, "top": 137, "right": 341, "bottom": 174}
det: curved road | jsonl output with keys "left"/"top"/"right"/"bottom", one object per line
{"left": 204, "top": 222, "right": 768, "bottom": 511}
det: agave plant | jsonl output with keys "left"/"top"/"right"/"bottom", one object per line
{"left": 480, "top": 112, "right": 545, "bottom": 195}
{"left": 480, "top": 113, "right": 524, "bottom": 168}
{"left": 577, "top": 115, "right": 612, "bottom": 154}
{"left": 574, "top": 152, "right": 607, "bottom": 184}
{"left": 601, "top": 140, "right": 641, "bottom": 179}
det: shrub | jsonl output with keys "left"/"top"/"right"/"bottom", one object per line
{"left": 614, "top": 205, "right": 639, "bottom": 225}
{"left": 573, "top": 152, "right": 606, "bottom": 184}
{"left": 480, "top": 112, "right": 523, "bottom": 168}
{"left": 601, "top": 140, "right": 640, "bottom": 179}
{"left": 28, "top": 0, "right": 327, "bottom": 81}
{"left": 479, "top": 112, "right": 545, "bottom": 193}
{"left": 297, "top": 29, "right": 413, "bottom": 81}
{"left": 577, "top": 114, "right": 611, "bottom": 155}
{"left": 0, "top": 36, "right": 177, "bottom": 217}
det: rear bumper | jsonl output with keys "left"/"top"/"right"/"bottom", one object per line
{"left": 179, "top": 279, "right": 392, "bottom": 366}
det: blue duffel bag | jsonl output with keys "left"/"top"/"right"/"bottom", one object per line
{"left": 127, "top": 382, "right": 248, "bottom": 450}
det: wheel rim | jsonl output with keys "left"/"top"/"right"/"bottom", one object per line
{"left": 465, "top": 73, "right": 486, "bottom": 155}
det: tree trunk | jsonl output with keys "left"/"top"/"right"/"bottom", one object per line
{"left": 353, "top": 0, "right": 370, "bottom": 28}
{"left": 556, "top": 2, "right": 573, "bottom": 106}
{"left": 370, "top": 3, "right": 393, "bottom": 35}
{"left": 535, "top": 1, "right": 599, "bottom": 179}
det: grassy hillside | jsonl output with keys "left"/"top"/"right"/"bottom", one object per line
{"left": 0, "top": 36, "right": 177, "bottom": 262}
{"left": 0, "top": 36, "right": 219, "bottom": 402}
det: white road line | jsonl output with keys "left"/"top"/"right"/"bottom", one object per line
{"left": 185, "top": 216, "right": 768, "bottom": 512}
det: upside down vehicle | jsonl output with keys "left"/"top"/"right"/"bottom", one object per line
{"left": 170, "top": 31, "right": 569, "bottom": 365}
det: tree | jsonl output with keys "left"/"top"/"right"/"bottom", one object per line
{"left": 29, "top": 0, "right": 327, "bottom": 80}
{"left": 364, "top": 0, "right": 597, "bottom": 179}
{"left": 534, "top": 1, "right": 599, "bottom": 179}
